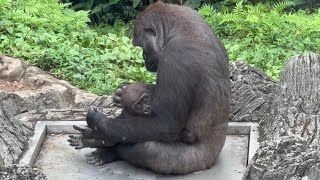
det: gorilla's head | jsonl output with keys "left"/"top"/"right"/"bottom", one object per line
{"left": 132, "top": 1, "right": 170, "bottom": 72}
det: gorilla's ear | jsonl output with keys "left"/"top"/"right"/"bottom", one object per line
{"left": 144, "top": 28, "right": 156, "bottom": 36}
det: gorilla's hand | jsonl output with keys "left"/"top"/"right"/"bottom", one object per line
{"left": 72, "top": 125, "right": 101, "bottom": 139}
{"left": 68, "top": 123, "right": 117, "bottom": 149}
{"left": 85, "top": 106, "right": 118, "bottom": 147}
{"left": 113, "top": 83, "right": 130, "bottom": 107}
{"left": 68, "top": 134, "right": 106, "bottom": 150}
{"left": 68, "top": 134, "right": 85, "bottom": 149}
{"left": 68, "top": 125, "right": 102, "bottom": 149}
{"left": 86, "top": 106, "right": 103, "bottom": 131}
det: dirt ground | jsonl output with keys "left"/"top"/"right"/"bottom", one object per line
{"left": 0, "top": 80, "right": 32, "bottom": 92}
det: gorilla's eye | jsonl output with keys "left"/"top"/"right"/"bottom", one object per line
{"left": 142, "top": 96, "right": 148, "bottom": 102}
{"left": 136, "top": 104, "right": 142, "bottom": 109}
{"left": 144, "top": 28, "right": 156, "bottom": 36}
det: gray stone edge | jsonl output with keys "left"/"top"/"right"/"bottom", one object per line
{"left": 19, "top": 121, "right": 259, "bottom": 167}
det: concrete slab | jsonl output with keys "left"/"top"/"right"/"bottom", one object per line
{"left": 34, "top": 134, "right": 248, "bottom": 180}
{"left": 19, "top": 121, "right": 259, "bottom": 180}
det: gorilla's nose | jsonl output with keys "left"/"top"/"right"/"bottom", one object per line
{"left": 144, "top": 105, "right": 151, "bottom": 114}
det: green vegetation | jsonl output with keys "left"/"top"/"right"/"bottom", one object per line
{"left": 0, "top": 0, "right": 319, "bottom": 94}
{"left": 199, "top": 3, "right": 320, "bottom": 78}
{"left": 60, "top": 0, "right": 142, "bottom": 25}
{"left": 61, "top": 0, "right": 320, "bottom": 25}
{"left": 0, "top": 0, "right": 154, "bottom": 95}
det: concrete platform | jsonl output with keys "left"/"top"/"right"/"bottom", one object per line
{"left": 19, "top": 121, "right": 259, "bottom": 180}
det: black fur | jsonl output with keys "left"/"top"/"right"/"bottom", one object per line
{"left": 72, "top": 1, "right": 230, "bottom": 175}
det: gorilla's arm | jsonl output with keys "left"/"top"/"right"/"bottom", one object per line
{"left": 147, "top": 84, "right": 156, "bottom": 98}
{"left": 87, "top": 55, "right": 194, "bottom": 144}
{"left": 68, "top": 125, "right": 108, "bottom": 149}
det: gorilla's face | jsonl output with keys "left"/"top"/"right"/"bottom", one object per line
{"left": 143, "top": 51, "right": 158, "bottom": 72}
{"left": 133, "top": 25, "right": 159, "bottom": 72}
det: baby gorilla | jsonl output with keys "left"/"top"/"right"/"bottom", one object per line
{"left": 118, "top": 82, "right": 152, "bottom": 117}
{"left": 119, "top": 82, "right": 197, "bottom": 144}
{"left": 68, "top": 83, "right": 197, "bottom": 150}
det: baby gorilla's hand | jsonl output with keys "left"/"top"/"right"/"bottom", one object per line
{"left": 112, "top": 83, "right": 130, "bottom": 107}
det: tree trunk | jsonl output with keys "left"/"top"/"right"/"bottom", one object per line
{"left": 243, "top": 53, "right": 320, "bottom": 180}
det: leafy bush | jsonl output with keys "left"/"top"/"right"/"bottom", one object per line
{"left": 1, "top": 0, "right": 319, "bottom": 96}
{"left": 60, "top": 0, "right": 320, "bottom": 26}
{"left": 60, "top": 0, "right": 143, "bottom": 25}
{"left": 0, "top": 0, "right": 154, "bottom": 95}
{"left": 186, "top": 0, "right": 319, "bottom": 10}
{"left": 199, "top": 3, "right": 320, "bottom": 78}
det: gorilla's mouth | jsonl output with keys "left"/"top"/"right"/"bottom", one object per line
{"left": 143, "top": 53, "right": 157, "bottom": 72}
{"left": 145, "top": 61, "right": 157, "bottom": 72}
{"left": 143, "top": 111, "right": 152, "bottom": 115}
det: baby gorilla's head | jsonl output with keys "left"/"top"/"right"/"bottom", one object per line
{"left": 121, "top": 82, "right": 152, "bottom": 116}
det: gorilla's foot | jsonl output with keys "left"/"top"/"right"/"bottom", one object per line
{"left": 85, "top": 148, "right": 118, "bottom": 166}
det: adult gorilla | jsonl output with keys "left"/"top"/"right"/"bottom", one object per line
{"left": 78, "top": 1, "right": 230, "bottom": 175}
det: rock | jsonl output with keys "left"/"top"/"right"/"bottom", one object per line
{"left": 0, "top": 57, "right": 118, "bottom": 171}
{"left": 0, "top": 164, "right": 46, "bottom": 180}
{"left": 0, "top": 56, "right": 27, "bottom": 82}
{"left": 1, "top": 85, "right": 69, "bottom": 118}
{"left": 229, "top": 61, "right": 278, "bottom": 122}
{"left": 0, "top": 99, "right": 33, "bottom": 167}
{"left": 243, "top": 53, "right": 320, "bottom": 180}
{"left": 14, "top": 108, "right": 87, "bottom": 127}
{"left": 1, "top": 54, "right": 320, "bottom": 179}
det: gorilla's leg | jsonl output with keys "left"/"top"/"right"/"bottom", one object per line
{"left": 113, "top": 142, "right": 222, "bottom": 175}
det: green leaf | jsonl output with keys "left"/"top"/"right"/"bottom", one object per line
{"left": 184, "top": 0, "right": 201, "bottom": 9}
{"left": 6, "top": 27, "right": 13, "bottom": 34}
{"left": 71, "top": 2, "right": 88, "bottom": 10}
{"left": 133, "top": 0, "right": 142, "bottom": 8}
{"left": 91, "top": 5, "right": 103, "bottom": 14}
{"left": 109, "top": 0, "right": 121, "bottom": 5}
{"left": 291, "top": 0, "right": 307, "bottom": 5}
